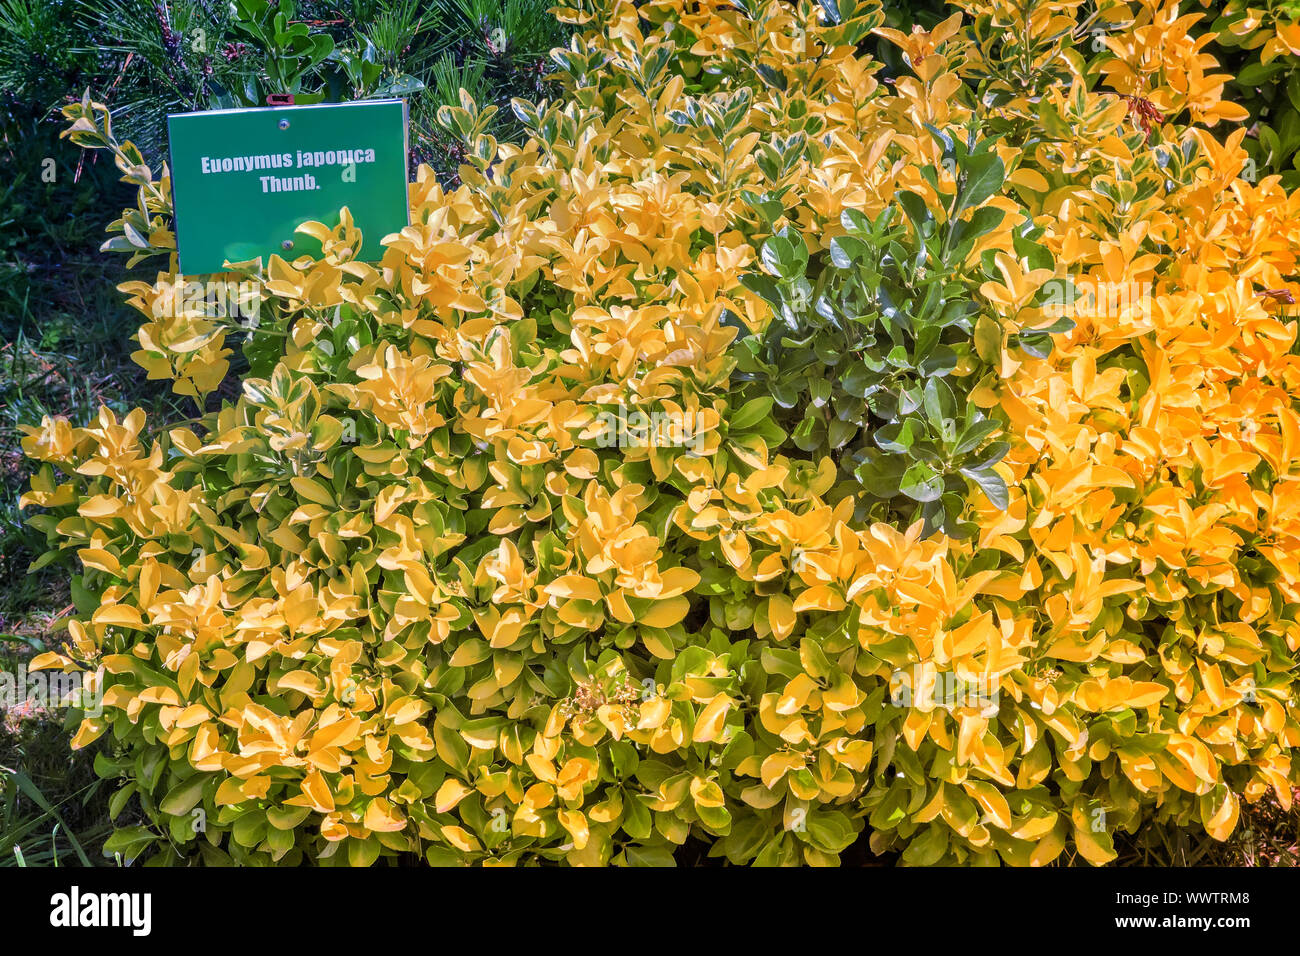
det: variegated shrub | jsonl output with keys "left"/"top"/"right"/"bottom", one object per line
{"left": 20, "top": 0, "right": 1300, "bottom": 865}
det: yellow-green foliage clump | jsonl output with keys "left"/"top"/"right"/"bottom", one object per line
{"left": 21, "top": 0, "right": 1300, "bottom": 865}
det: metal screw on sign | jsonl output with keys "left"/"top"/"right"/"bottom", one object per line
{"left": 270, "top": 93, "right": 294, "bottom": 129}
{"left": 282, "top": 240, "right": 294, "bottom": 251}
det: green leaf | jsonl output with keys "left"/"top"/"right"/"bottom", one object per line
{"left": 730, "top": 396, "right": 775, "bottom": 431}
{"left": 900, "top": 462, "right": 944, "bottom": 502}
{"left": 895, "top": 190, "right": 934, "bottom": 237}
{"left": 804, "top": 809, "right": 857, "bottom": 853}
{"left": 840, "top": 208, "right": 872, "bottom": 233}
{"left": 755, "top": 64, "right": 788, "bottom": 92}
{"left": 1237, "top": 61, "right": 1286, "bottom": 88}
{"left": 842, "top": 361, "right": 879, "bottom": 399}
{"left": 855, "top": 454, "right": 906, "bottom": 498}
{"left": 829, "top": 234, "right": 871, "bottom": 268}
{"left": 621, "top": 793, "right": 653, "bottom": 840}
{"left": 740, "top": 272, "right": 783, "bottom": 308}
{"left": 948, "top": 206, "right": 1005, "bottom": 260}
{"left": 761, "top": 234, "right": 797, "bottom": 278}
{"left": 817, "top": 0, "right": 842, "bottom": 25}
{"left": 232, "top": 809, "right": 268, "bottom": 848}
{"left": 720, "top": 813, "right": 769, "bottom": 863}
{"left": 159, "top": 775, "right": 206, "bottom": 817}
{"left": 962, "top": 466, "right": 1009, "bottom": 509}
{"left": 827, "top": 416, "right": 857, "bottom": 448}
{"left": 102, "top": 825, "right": 157, "bottom": 863}
{"left": 374, "top": 73, "right": 425, "bottom": 97}
{"left": 953, "top": 418, "right": 1001, "bottom": 456}
{"left": 875, "top": 420, "right": 914, "bottom": 453}
{"left": 624, "top": 843, "right": 677, "bottom": 866}
{"left": 957, "top": 152, "right": 1005, "bottom": 213}
{"left": 1016, "top": 330, "right": 1053, "bottom": 359}
{"left": 347, "top": 835, "right": 380, "bottom": 867}
{"left": 900, "top": 823, "right": 948, "bottom": 865}
{"left": 965, "top": 440, "right": 1009, "bottom": 471}
{"left": 922, "top": 376, "right": 956, "bottom": 431}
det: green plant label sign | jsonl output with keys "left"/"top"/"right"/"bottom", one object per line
{"left": 167, "top": 99, "right": 409, "bottom": 275}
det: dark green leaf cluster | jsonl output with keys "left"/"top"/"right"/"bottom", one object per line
{"left": 737, "top": 127, "right": 1064, "bottom": 536}
{"left": 1211, "top": 23, "right": 1300, "bottom": 190}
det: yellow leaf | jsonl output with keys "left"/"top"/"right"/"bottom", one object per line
{"left": 642, "top": 595, "right": 689, "bottom": 628}
{"left": 692, "top": 693, "right": 731, "bottom": 743}
{"left": 28, "top": 651, "right": 75, "bottom": 672}
{"left": 768, "top": 594, "right": 795, "bottom": 641}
